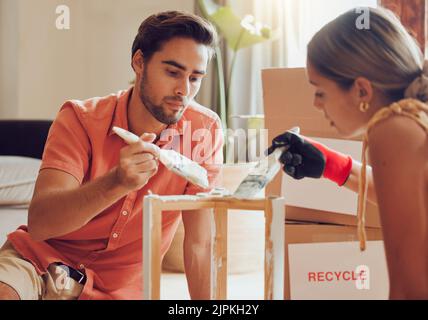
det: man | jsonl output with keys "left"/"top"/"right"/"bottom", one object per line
{"left": 0, "top": 11, "right": 223, "bottom": 300}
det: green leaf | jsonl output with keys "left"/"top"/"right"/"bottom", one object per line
{"left": 212, "top": 8, "right": 272, "bottom": 51}
{"left": 198, "top": 0, "right": 272, "bottom": 52}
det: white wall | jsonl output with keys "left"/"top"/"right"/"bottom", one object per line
{"left": 0, "top": 0, "right": 19, "bottom": 118}
{"left": 0, "top": 0, "right": 195, "bottom": 119}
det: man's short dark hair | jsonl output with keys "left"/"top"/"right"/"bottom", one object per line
{"left": 131, "top": 11, "right": 218, "bottom": 62}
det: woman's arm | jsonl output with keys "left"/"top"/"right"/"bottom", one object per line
{"left": 269, "top": 130, "right": 378, "bottom": 203}
{"left": 343, "top": 159, "right": 378, "bottom": 205}
{"left": 368, "top": 115, "right": 428, "bottom": 299}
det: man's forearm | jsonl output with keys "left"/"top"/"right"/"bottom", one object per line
{"left": 28, "top": 169, "right": 129, "bottom": 241}
{"left": 183, "top": 238, "right": 211, "bottom": 300}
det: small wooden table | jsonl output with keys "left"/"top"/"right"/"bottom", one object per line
{"left": 142, "top": 194, "right": 285, "bottom": 300}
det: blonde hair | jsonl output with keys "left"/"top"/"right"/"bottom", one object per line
{"left": 307, "top": 7, "right": 427, "bottom": 102}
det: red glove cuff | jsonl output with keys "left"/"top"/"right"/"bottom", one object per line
{"left": 306, "top": 137, "right": 353, "bottom": 186}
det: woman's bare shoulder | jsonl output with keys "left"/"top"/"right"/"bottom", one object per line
{"left": 367, "top": 113, "right": 428, "bottom": 163}
{"left": 367, "top": 112, "right": 428, "bottom": 210}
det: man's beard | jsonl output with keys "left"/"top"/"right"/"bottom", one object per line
{"left": 139, "top": 71, "right": 186, "bottom": 125}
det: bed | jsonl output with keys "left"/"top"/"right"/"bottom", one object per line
{"left": 0, "top": 120, "right": 52, "bottom": 245}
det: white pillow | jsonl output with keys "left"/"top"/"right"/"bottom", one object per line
{"left": 0, "top": 156, "right": 41, "bottom": 206}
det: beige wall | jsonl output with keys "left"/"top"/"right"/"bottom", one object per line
{"left": 0, "top": 0, "right": 194, "bottom": 119}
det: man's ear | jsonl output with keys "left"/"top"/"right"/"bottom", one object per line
{"left": 131, "top": 49, "right": 145, "bottom": 75}
{"left": 353, "top": 77, "right": 373, "bottom": 103}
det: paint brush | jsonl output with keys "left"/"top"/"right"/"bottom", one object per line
{"left": 233, "top": 127, "right": 300, "bottom": 198}
{"left": 112, "top": 126, "right": 209, "bottom": 189}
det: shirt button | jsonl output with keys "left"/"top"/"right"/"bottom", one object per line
{"left": 112, "top": 233, "right": 119, "bottom": 238}
{"left": 79, "top": 264, "right": 85, "bottom": 269}
{"left": 122, "top": 210, "right": 128, "bottom": 216}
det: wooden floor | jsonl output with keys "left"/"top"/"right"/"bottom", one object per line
{"left": 161, "top": 271, "right": 264, "bottom": 300}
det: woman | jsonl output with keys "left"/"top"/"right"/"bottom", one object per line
{"left": 268, "top": 7, "right": 428, "bottom": 299}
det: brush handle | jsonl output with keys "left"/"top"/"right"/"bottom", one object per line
{"left": 112, "top": 126, "right": 141, "bottom": 144}
{"left": 113, "top": 126, "right": 174, "bottom": 168}
{"left": 113, "top": 126, "right": 167, "bottom": 162}
{"left": 271, "top": 147, "right": 285, "bottom": 161}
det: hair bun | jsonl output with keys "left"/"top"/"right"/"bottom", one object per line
{"left": 404, "top": 60, "right": 428, "bottom": 102}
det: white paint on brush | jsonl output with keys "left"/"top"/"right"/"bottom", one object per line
{"left": 233, "top": 148, "right": 284, "bottom": 199}
{"left": 159, "top": 149, "right": 209, "bottom": 189}
{"left": 112, "top": 126, "right": 209, "bottom": 189}
{"left": 234, "top": 127, "right": 299, "bottom": 198}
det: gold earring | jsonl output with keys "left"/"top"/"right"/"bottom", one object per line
{"left": 359, "top": 102, "right": 370, "bottom": 112}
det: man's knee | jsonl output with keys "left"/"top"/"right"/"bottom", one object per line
{"left": 0, "top": 282, "right": 20, "bottom": 300}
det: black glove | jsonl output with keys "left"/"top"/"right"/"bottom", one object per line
{"left": 267, "top": 130, "right": 326, "bottom": 180}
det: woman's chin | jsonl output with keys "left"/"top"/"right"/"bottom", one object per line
{"left": 339, "top": 126, "right": 365, "bottom": 139}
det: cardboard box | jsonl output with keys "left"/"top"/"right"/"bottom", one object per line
{"left": 284, "top": 223, "right": 388, "bottom": 300}
{"left": 263, "top": 68, "right": 381, "bottom": 228}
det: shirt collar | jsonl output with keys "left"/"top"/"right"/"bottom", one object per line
{"left": 108, "top": 87, "right": 132, "bottom": 137}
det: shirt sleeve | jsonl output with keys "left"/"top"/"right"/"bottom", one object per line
{"left": 40, "top": 102, "right": 91, "bottom": 184}
{"left": 184, "top": 117, "right": 224, "bottom": 195}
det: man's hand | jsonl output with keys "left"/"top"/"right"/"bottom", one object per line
{"left": 267, "top": 130, "right": 353, "bottom": 186}
{"left": 115, "top": 133, "right": 160, "bottom": 191}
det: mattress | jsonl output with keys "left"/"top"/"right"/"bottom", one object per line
{"left": 0, "top": 206, "right": 28, "bottom": 246}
